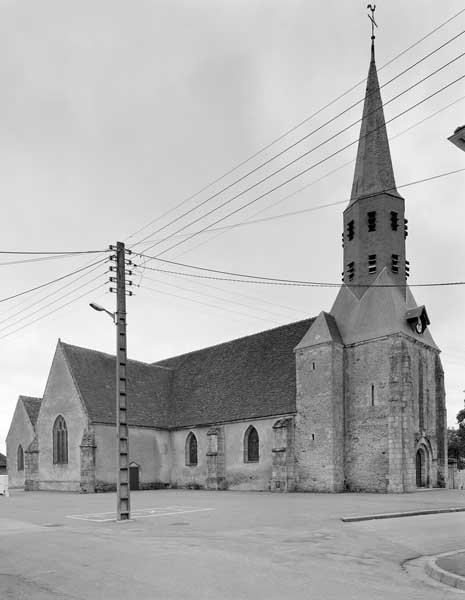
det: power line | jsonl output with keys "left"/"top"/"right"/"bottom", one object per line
{"left": 137, "top": 73, "right": 465, "bottom": 260}
{"left": 0, "top": 262, "right": 109, "bottom": 325}
{"left": 0, "top": 282, "right": 107, "bottom": 341}
{"left": 140, "top": 162, "right": 465, "bottom": 247}
{"left": 138, "top": 274, "right": 302, "bottom": 320}
{"left": 134, "top": 258, "right": 465, "bottom": 289}
{"left": 0, "top": 270, "right": 108, "bottom": 334}
{"left": 137, "top": 283, "right": 281, "bottom": 325}
{"left": 131, "top": 41, "right": 465, "bottom": 251}
{"left": 0, "top": 257, "right": 108, "bottom": 304}
{"left": 124, "top": 8, "right": 465, "bottom": 244}
{"left": 166, "top": 94, "right": 465, "bottom": 257}
{"left": 0, "top": 249, "right": 106, "bottom": 255}
{"left": 142, "top": 267, "right": 306, "bottom": 314}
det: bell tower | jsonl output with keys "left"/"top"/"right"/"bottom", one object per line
{"left": 342, "top": 39, "right": 408, "bottom": 298}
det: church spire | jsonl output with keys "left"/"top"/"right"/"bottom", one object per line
{"left": 341, "top": 22, "right": 408, "bottom": 299}
{"left": 349, "top": 27, "right": 400, "bottom": 205}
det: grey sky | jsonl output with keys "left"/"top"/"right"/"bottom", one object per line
{"left": 1, "top": 0, "right": 465, "bottom": 452}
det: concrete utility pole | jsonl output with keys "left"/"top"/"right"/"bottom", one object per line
{"left": 111, "top": 241, "right": 131, "bottom": 520}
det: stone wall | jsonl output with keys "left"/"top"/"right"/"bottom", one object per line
{"left": 169, "top": 416, "right": 282, "bottom": 491}
{"left": 294, "top": 342, "right": 344, "bottom": 492}
{"left": 36, "top": 344, "right": 89, "bottom": 491}
{"left": 345, "top": 333, "right": 445, "bottom": 492}
{"left": 6, "top": 400, "right": 36, "bottom": 489}
{"left": 94, "top": 424, "right": 170, "bottom": 491}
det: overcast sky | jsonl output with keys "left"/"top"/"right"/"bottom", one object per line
{"left": 1, "top": 0, "right": 465, "bottom": 454}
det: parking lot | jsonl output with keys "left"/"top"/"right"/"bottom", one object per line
{"left": 1, "top": 488, "right": 465, "bottom": 599}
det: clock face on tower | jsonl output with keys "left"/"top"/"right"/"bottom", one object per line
{"left": 415, "top": 318, "right": 424, "bottom": 334}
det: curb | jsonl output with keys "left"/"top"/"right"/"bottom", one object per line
{"left": 425, "top": 549, "right": 465, "bottom": 591}
{"left": 341, "top": 506, "right": 465, "bottom": 522}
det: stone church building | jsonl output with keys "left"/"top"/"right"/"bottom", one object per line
{"left": 7, "top": 41, "right": 447, "bottom": 494}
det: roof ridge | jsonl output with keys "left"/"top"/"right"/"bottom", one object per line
{"left": 60, "top": 340, "right": 167, "bottom": 369}
{"left": 153, "top": 317, "right": 315, "bottom": 365}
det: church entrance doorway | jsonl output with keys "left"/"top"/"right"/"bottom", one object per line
{"left": 416, "top": 448, "right": 427, "bottom": 487}
{"left": 129, "top": 464, "right": 140, "bottom": 490}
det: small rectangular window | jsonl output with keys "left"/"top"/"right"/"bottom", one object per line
{"left": 367, "top": 211, "right": 376, "bottom": 232}
{"left": 391, "top": 254, "right": 399, "bottom": 273}
{"left": 347, "top": 220, "right": 355, "bottom": 241}
{"left": 371, "top": 385, "right": 375, "bottom": 407}
{"left": 368, "top": 254, "right": 376, "bottom": 274}
{"left": 390, "top": 211, "right": 399, "bottom": 231}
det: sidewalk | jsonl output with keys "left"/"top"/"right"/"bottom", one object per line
{"left": 425, "top": 549, "right": 465, "bottom": 590}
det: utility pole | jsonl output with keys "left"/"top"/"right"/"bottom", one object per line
{"left": 110, "top": 241, "right": 132, "bottom": 521}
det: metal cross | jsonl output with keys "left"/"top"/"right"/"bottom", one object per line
{"left": 367, "top": 4, "right": 378, "bottom": 40}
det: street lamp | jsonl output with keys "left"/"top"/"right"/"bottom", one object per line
{"left": 89, "top": 302, "right": 116, "bottom": 323}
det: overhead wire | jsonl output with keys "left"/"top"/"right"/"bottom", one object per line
{"left": 124, "top": 8, "right": 465, "bottom": 244}
{"left": 137, "top": 283, "right": 281, "bottom": 325}
{"left": 131, "top": 38, "right": 465, "bottom": 251}
{"left": 0, "top": 282, "right": 108, "bottom": 341}
{"left": 0, "top": 270, "right": 109, "bottom": 334}
{"left": 135, "top": 73, "right": 465, "bottom": 260}
{"left": 139, "top": 96, "right": 465, "bottom": 249}
{"left": 0, "top": 261, "right": 109, "bottom": 325}
{"left": 132, "top": 34, "right": 465, "bottom": 250}
{"left": 133, "top": 249, "right": 465, "bottom": 288}
{"left": 0, "top": 257, "right": 108, "bottom": 305}
{"left": 137, "top": 273, "right": 302, "bottom": 320}
{"left": 161, "top": 168, "right": 465, "bottom": 239}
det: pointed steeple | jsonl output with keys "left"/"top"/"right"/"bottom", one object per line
{"left": 349, "top": 41, "right": 400, "bottom": 205}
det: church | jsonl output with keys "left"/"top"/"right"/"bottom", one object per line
{"left": 6, "top": 39, "right": 447, "bottom": 494}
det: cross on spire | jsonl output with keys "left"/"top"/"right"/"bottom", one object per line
{"left": 367, "top": 4, "right": 378, "bottom": 42}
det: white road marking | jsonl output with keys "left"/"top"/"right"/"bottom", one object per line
{"left": 67, "top": 506, "right": 214, "bottom": 522}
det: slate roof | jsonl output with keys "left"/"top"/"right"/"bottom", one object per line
{"left": 20, "top": 396, "right": 42, "bottom": 428}
{"left": 330, "top": 269, "right": 439, "bottom": 349}
{"left": 0, "top": 453, "right": 6, "bottom": 468}
{"left": 349, "top": 42, "right": 400, "bottom": 205}
{"left": 60, "top": 342, "right": 173, "bottom": 428}
{"left": 58, "top": 318, "right": 314, "bottom": 429}
{"left": 156, "top": 318, "right": 315, "bottom": 428}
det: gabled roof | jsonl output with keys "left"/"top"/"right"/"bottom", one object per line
{"left": 19, "top": 396, "right": 42, "bottom": 428}
{"left": 295, "top": 311, "right": 342, "bottom": 350}
{"left": 156, "top": 318, "right": 315, "bottom": 427}
{"left": 60, "top": 342, "right": 173, "bottom": 428}
{"left": 349, "top": 42, "right": 400, "bottom": 205}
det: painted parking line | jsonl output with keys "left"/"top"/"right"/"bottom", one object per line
{"left": 67, "top": 506, "right": 214, "bottom": 522}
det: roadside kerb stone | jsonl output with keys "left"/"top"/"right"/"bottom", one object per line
{"left": 425, "top": 549, "right": 465, "bottom": 591}
{"left": 341, "top": 506, "right": 465, "bottom": 522}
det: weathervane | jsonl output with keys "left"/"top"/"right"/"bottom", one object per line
{"left": 367, "top": 4, "right": 378, "bottom": 41}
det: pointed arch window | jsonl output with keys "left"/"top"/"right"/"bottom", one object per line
{"left": 185, "top": 432, "right": 198, "bottom": 466}
{"left": 244, "top": 426, "right": 259, "bottom": 463}
{"left": 53, "top": 415, "right": 68, "bottom": 464}
{"left": 17, "top": 444, "right": 24, "bottom": 471}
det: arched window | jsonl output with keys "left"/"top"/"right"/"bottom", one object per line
{"left": 185, "top": 432, "right": 198, "bottom": 466}
{"left": 17, "top": 444, "right": 24, "bottom": 471}
{"left": 53, "top": 415, "right": 68, "bottom": 464}
{"left": 244, "top": 426, "right": 259, "bottom": 463}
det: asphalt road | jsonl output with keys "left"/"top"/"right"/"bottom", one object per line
{"left": 1, "top": 488, "right": 465, "bottom": 599}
